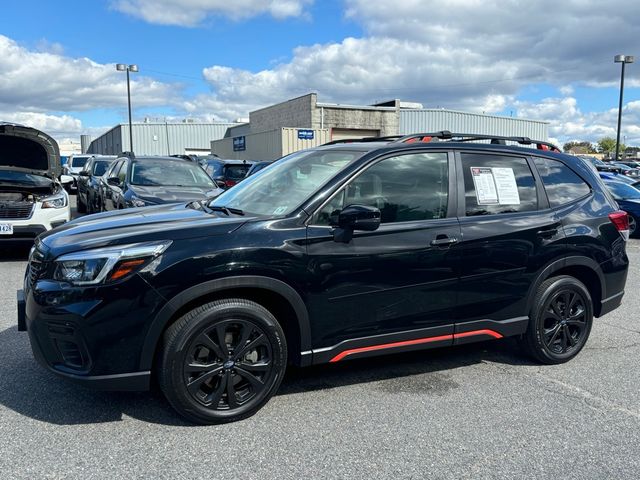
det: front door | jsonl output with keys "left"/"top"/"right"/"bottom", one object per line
{"left": 305, "top": 150, "right": 460, "bottom": 363}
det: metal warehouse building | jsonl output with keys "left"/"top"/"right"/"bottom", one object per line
{"left": 211, "top": 93, "right": 549, "bottom": 160}
{"left": 87, "top": 121, "right": 240, "bottom": 156}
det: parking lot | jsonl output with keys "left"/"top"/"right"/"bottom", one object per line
{"left": 1, "top": 197, "right": 639, "bottom": 479}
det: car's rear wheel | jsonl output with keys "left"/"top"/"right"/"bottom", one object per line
{"left": 521, "top": 275, "right": 593, "bottom": 364}
{"left": 159, "top": 299, "right": 287, "bottom": 425}
{"left": 628, "top": 214, "right": 637, "bottom": 237}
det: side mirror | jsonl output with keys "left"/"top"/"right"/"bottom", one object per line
{"left": 59, "top": 174, "right": 74, "bottom": 185}
{"left": 79, "top": 170, "right": 90, "bottom": 177}
{"left": 107, "top": 177, "right": 121, "bottom": 186}
{"left": 331, "top": 204, "right": 381, "bottom": 243}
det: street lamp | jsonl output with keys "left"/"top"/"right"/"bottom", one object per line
{"left": 614, "top": 55, "right": 634, "bottom": 161}
{"left": 116, "top": 63, "right": 139, "bottom": 154}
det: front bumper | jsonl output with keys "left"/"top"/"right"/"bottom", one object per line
{"left": 0, "top": 199, "right": 70, "bottom": 242}
{"left": 19, "top": 272, "right": 167, "bottom": 391}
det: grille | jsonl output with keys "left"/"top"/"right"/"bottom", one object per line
{"left": 28, "top": 248, "right": 47, "bottom": 288}
{"left": 0, "top": 201, "right": 34, "bottom": 219}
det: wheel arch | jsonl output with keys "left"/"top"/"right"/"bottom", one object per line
{"left": 140, "top": 276, "right": 313, "bottom": 372}
{"left": 527, "top": 256, "right": 605, "bottom": 318}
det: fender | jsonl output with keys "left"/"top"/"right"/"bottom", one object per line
{"left": 525, "top": 255, "right": 606, "bottom": 316}
{"left": 139, "top": 275, "right": 313, "bottom": 370}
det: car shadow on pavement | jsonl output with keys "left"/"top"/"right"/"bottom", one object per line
{"left": 0, "top": 323, "right": 536, "bottom": 426}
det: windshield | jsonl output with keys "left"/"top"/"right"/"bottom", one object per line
{"left": 71, "top": 157, "right": 90, "bottom": 167}
{"left": 131, "top": 160, "right": 215, "bottom": 187}
{"left": 93, "top": 160, "right": 113, "bottom": 176}
{"left": 211, "top": 149, "right": 364, "bottom": 216}
{"left": 606, "top": 181, "right": 640, "bottom": 200}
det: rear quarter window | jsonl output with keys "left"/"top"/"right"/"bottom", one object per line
{"left": 534, "top": 157, "right": 591, "bottom": 207}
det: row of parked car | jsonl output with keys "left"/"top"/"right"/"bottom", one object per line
{"left": 71, "top": 154, "right": 273, "bottom": 214}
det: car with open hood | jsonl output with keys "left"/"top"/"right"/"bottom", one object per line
{"left": 0, "top": 122, "right": 72, "bottom": 243}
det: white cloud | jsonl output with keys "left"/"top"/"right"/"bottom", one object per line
{"left": 111, "top": 0, "right": 313, "bottom": 26}
{"left": 0, "top": 112, "right": 83, "bottom": 138}
{"left": 514, "top": 96, "right": 640, "bottom": 145}
{"left": 0, "top": 35, "right": 179, "bottom": 113}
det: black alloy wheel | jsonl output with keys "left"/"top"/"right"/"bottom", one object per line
{"left": 159, "top": 299, "right": 287, "bottom": 424}
{"left": 521, "top": 275, "right": 593, "bottom": 364}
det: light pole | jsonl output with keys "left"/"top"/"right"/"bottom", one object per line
{"left": 116, "top": 63, "right": 138, "bottom": 154}
{"left": 614, "top": 55, "right": 634, "bottom": 161}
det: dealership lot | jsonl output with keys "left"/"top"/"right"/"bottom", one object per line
{"left": 1, "top": 200, "right": 640, "bottom": 479}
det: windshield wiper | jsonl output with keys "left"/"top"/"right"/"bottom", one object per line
{"left": 209, "top": 205, "right": 245, "bottom": 216}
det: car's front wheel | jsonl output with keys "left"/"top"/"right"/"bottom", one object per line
{"left": 628, "top": 214, "right": 638, "bottom": 237}
{"left": 159, "top": 299, "right": 287, "bottom": 425}
{"left": 521, "top": 275, "right": 593, "bottom": 364}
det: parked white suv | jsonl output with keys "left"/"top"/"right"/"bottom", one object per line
{"left": 63, "top": 154, "right": 93, "bottom": 191}
{"left": 0, "top": 123, "right": 72, "bottom": 243}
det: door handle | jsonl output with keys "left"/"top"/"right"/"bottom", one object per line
{"left": 536, "top": 228, "right": 558, "bottom": 238}
{"left": 430, "top": 235, "right": 458, "bottom": 247}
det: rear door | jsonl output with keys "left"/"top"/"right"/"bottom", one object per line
{"left": 452, "top": 150, "right": 565, "bottom": 339}
{"left": 103, "top": 160, "right": 125, "bottom": 211}
{"left": 305, "top": 150, "right": 460, "bottom": 362}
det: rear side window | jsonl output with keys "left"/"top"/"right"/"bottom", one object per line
{"left": 225, "top": 165, "right": 251, "bottom": 180}
{"left": 534, "top": 157, "right": 591, "bottom": 207}
{"left": 461, "top": 153, "right": 537, "bottom": 216}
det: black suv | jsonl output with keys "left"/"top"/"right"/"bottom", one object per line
{"left": 76, "top": 155, "right": 116, "bottom": 213}
{"left": 17, "top": 132, "right": 629, "bottom": 425}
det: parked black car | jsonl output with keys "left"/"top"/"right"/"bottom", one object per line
{"left": 18, "top": 132, "right": 629, "bottom": 425}
{"left": 98, "top": 155, "right": 223, "bottom": 211}
{"left": 577, "top": 155, "right": 622, "bottom": 174}
{"left": 202, "top": 158, "right": 255, "bottom": 189}
{"left": 602, "top": 179, "right": 640, "bottom": 236}
{"left": 76, "top": 155, "right": 116, "bottom": 213}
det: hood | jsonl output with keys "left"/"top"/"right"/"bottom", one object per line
{"left": 37, "top": 202, "right": 251, "bottom": 257}
{"left": 132, "top": 185, "right": 224, "bottom": 204}
{"left": 0, "top": 123, "right": 60, "bottom": 178}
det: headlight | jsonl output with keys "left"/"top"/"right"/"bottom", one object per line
{"left": 41, "top": 191, "right": 68, "bottom": 209}
{"left": 53, "top": 240, "right": 172, "bottom": 285}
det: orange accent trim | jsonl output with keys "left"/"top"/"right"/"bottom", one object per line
{"left": 328, "top": 329, "right": 503, "bottom": 362}
{"left": 454, "top": 329, "right": 503, "bottom": 340}
{"left": 109, "top": 259, "right": 146, "bottom": 281}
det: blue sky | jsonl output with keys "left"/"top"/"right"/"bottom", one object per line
{"left": 0, "top": 0, "right": 639, "bottom": 146}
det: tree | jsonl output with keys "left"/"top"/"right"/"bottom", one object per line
{"left": 563, "top": 141, "right": 596, "bottom": 153}
{"left": 597, "top": 137, "right": 625, "bottom": 157}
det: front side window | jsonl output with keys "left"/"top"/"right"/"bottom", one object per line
{"left": 462, "top": 153, "right": 537, "bottom": 216}
{"left": 211, "top": 149, "right": 364, "bottom": 216}
{"left": 534, "top": 157, "right": 591, "bottom": 207}
{"left": 313, "top": 152, "right": 449, "bottom": 225}
{"left": 93, "top": 160, "right": 112, "bottom": 177}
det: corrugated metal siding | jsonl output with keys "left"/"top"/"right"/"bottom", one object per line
{"left": 88, "top": 123, "right": 238, "bottom": 156}
{"left": 400, "top": 110, "right": 549, "bottom": 142}
{"left": 211, "top": 128, "right": 329, "bottom": 160}
{"left": 281, "top": 128, "right": 329, "bottom": 155}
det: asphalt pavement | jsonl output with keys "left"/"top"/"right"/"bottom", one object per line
{"left": 1, "top": 198, "right": 639, "bottom": 479}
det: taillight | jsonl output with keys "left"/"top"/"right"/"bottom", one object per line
{"left": 225, "top": 180, "right": 237, "bottom": 188}
{"left": 609, "top": 210, "right": 630, "bottom": 240}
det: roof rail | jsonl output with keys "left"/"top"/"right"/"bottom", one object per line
{"left": 118, "top": 151, "right": 136, "bottom": 158}
{"left": 393, "top": 132, "right": 561, "bottom": 152}
{"left": 322, "top": 135, "right": 404, "bottom": 146}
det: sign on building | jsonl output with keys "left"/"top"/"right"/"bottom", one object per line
{"left": 297, "top": 129, "right": 315, "bottom": 140}
{"left": 233, "top": 136, "right": 246, "bottom": 151}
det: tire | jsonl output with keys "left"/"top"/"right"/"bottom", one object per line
{"left": 521, "top": 275, "right": 593, "bottom": 364}
{"left": 629, "top": 214, "right": 638, "bottom": 238}
{"left": 158, "top": 299, "right": 287, "bottom": 425}
{"left": 76, "top": 193, "right": 86, "bottom": 213}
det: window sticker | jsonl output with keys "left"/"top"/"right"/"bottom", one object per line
{"left": 470, "top": 167, "right": 520, "bottom": 205}
{"left": 471, "top": 167, "right": 498, "bottom": 204}
{"left": 273, "top": 206, "right": 288, "bottom": 215}
{"left": 492, "top": 167, "right": 520, "bottom": 205}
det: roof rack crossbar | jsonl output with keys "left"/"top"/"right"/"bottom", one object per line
{"left": 392, "top": 132, "right": 560, "bottom": 152}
